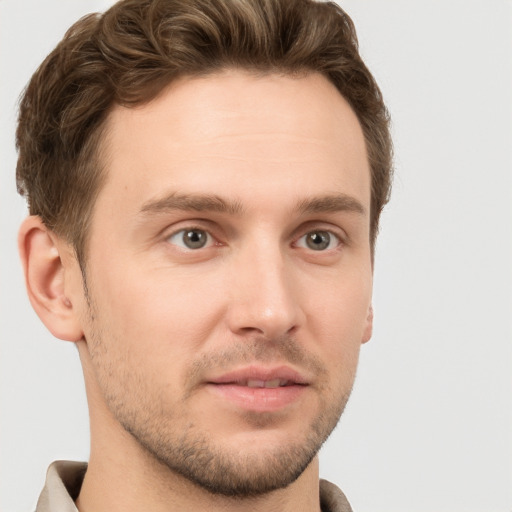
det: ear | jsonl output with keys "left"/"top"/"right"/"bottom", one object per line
{"left": 18, "top": 216, "right": 84, "bottom": 342}
{"left": 361, "top": 304, "right": 373, "bottom": 344}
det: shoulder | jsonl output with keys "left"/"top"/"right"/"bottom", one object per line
{"left": 320, "top": 479, "right": 353, "bottom": 512}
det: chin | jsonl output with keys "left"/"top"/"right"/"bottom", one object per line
{"left": 125, "top": 393, "right": 348, "bottom": 497}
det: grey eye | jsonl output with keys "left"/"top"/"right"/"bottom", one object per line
{"left": 296, "top": 230, "right": 338, "bottom": 251}
{"left": 306, "top": 231, "right": 330, "bottom": 250}
{"left": 168, "top": 229, "right": 210, "bottom": 249}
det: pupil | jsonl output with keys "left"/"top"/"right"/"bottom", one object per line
{"left": 307, "top": 231, "right": 330, "bottom": 250}
{"left": 184, "top": 230, "right": 206, "bottom": 249}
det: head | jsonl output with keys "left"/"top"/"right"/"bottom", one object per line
{"left": 17, "top": 0, "right": 392, "bottom": 499}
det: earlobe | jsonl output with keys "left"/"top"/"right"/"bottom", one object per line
{"left": 362, "top": 305, "right": 373, "bottom": 344}
{"left": 18, "top": 216, "right": 84, "bottom": 342}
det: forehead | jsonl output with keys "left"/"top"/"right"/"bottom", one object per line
{"left": 96, "top": 70, "right": 370, "bottom": 218}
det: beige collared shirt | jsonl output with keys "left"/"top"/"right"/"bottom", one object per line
{"left": 36, "top": 461, "right": 353, "bottom": 512}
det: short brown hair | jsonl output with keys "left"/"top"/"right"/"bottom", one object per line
{"left": 16, "top": 0, "right": 392, "bottom": 266}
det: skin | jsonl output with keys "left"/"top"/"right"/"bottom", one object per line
{"left": 20, "top": 71, "right": 373, "bottom": 512}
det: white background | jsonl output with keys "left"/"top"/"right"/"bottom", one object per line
{"left": 1, "top": 1, "right": 511, "bottom": 511}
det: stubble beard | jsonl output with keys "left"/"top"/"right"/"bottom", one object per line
{"left": 120, "top": 387, "right": 351, "bottom": 497}
{"left": 85, "top": 301, "right": 354, "bottom": 498}
{"left": 117, "top": 384, "right": 351, "bottom": 497}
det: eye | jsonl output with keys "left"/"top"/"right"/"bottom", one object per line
{"left": 296, "top": 230, "right": 340, "bottom": 251}
{"left": 167, "top": 228, "right": 212, "bottom": 250}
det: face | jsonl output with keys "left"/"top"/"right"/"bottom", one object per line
{"left": 77, "top": 71, "right": 373, "bottom": 496}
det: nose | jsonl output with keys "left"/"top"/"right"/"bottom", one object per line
{"left": 225, "top": 243, "right": 304, "bottom": 340}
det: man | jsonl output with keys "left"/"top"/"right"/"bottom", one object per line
{"left": 16, "top": 0, "right": 392, "bottom": 510}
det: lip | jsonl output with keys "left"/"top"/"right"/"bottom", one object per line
{"left": 210, "top": 365, "right": 310, "bottom": 385}
{"left": 206, "top": 365, "right": 310, "bottom": 412}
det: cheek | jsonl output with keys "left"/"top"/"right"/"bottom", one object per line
{"left": 307, "top": 262, "right": 371, "bottom": 326}
{"left": 303, "top": 266, "right": 371, "bottom": 370}
{"left": 86, "top": 259, "right": 226, "bottom": 367}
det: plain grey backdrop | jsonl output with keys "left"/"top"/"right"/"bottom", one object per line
{"left": 1, "top": 1, "right": 511, "bottom": 511}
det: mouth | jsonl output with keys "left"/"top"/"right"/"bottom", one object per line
{"left": 205, "top": 366, "right": 310, "bottom": 412}
{"left": 233, "top": 379, "right": 296, "bottom": 389}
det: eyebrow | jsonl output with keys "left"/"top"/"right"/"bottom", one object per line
{"left": 140, "top": 193, "right": 245, "bottom": 216}
{"left": 139, "top": 192, "right": 366, "bottom": 217}
{"left": 296, "top": 194, "right": 366, "bottom": 216}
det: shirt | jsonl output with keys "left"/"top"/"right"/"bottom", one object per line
{"left": 35, "top": 460, "right": 353, "bottom": 512}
